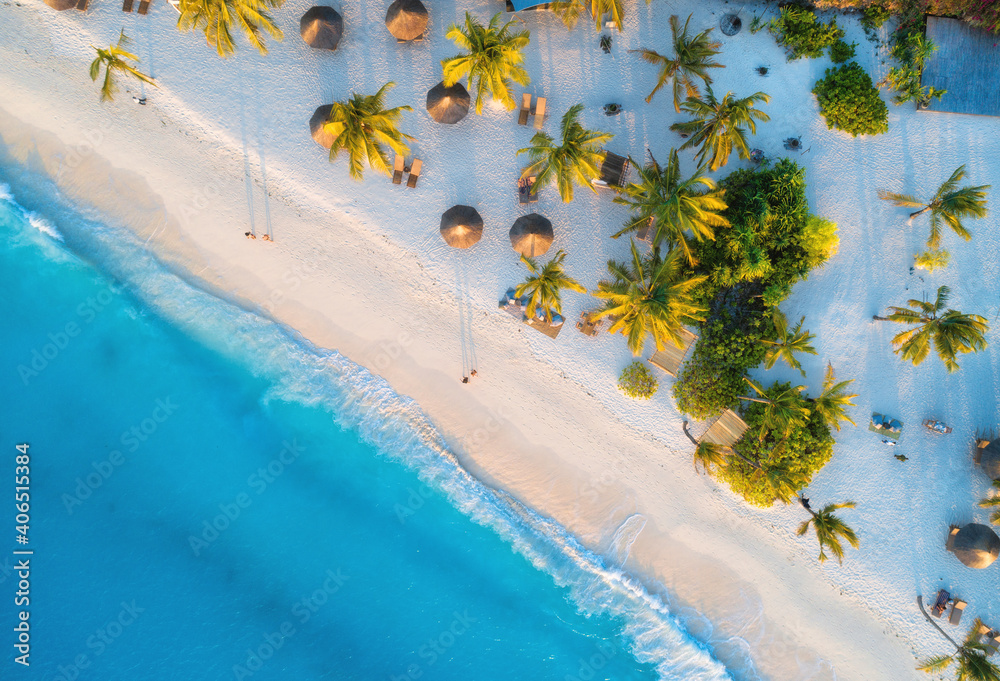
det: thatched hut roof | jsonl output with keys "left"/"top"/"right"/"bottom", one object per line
{"left": 426, "top": 82, "right": 470, "bottom": 125}
{"left": 301, "top": 6, "right": 343, "bottom": 50}
{"left": 951, "top": 523, "right": 1000, "bottom": 569}
{"left": 385, "top": 0, "right": 428, "bottom": 41}
{"left": 980, "top": 440, "right": 1000, "bottom": 479}
{"left": 309, "top": 105, "right": 335, "bottom": 149}
{"left": 45, "top": 0, "right": 76, "bottom": 9}
{"left": 509, "top": 214, "right": 553, "bottom": 258}
{"left": 440, "top": 205, "right": 483, "bottom": 249}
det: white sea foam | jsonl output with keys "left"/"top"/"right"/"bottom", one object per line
{"left": 0, "top": 182, "right": 12, "bottom": 201}
{"left": 27, "top": 212, "right": 64, "bottom": 241}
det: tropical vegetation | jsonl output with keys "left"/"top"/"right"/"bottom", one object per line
{"left": 761, "top": 310, "right": 817, "bottom": 376}
{"left": 514, "top": 249, "right": 586, "bottom": 323}
{"left": 670, "top": 88, "right": 771, "bottom": 171}
{"left": 767, "top": 5, "right": 844, "bottom": 60}
{"left": 176, "top": 0, "right": 284, "bottom": 57}
{"left": 829, "top": 39, "right": 856, "bottom": 64}
{"left": 517, "top": 104, "right": 613, "bottom": 203}
{"left": 980, "top": 481, "right": 1000, "bottom": 525}
{"left": 877, "top": 286, "right": 989, "bottom": 372}
{"left": 879, "top": 165, "right": 991, "bottom": 249}
{"left": 882, "top": 32, "right": 946, "bottom": 107}
{"left": 797, "top": 498, "right": 860, "bottom": 564}
{"left": 812, "top": 62, "right": 889, "bottom": 137}
{"left": 810, "top": 363, "right": 858, "bottom": 432}
{"left": 914, "top": 249, "right": 951, "bottom": 272}
{"left": 618, "top": 362, "right": 658, "bottom": 399}
{"left": 918, "top": 617, "right": 1000, "bottom": 681}
{"left": 629, "top": 14, "right": 724, "bottom": 111}
{"left": 612, "top": 148, "right": 729, "bottom": 264}
{"left": 442, "top": 13, "right": 530, "bottom": 114}
{"left": 550, "top": 0, "right": 624, "bottom": 34}
{"left": 321, "top": 83, "right": 413, "bottom": 181}
{"left": 89, "top": 30, "right": 157, "bottom": 102}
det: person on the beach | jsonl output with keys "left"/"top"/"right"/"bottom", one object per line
{"left": 245, "top": 231, "right": 256, "bottom": 239}
{"left": 470, "top": 369, "right": 478, "bottom": 377}
{"left": 132, "top": 96, "right": 146, "bottom": 105}
{"left": 262, "top": 234, "right": 271, "bottom": 241}
{"left": 461, "top": 376, "right": 469, "bottom": 384}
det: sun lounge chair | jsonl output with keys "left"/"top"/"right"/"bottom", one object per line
{"left": 533, "top": 97, "right": 546, "bottom": 129}
{"left": 932, "top": 589, "right": 951, "bottom": 617}
{"left": 947, "top": 525, "right": 960, "bottom": 552}
{"left": 406, "top": 159, "right": 422, "bottom": 188}
{"left": 392, "top": 155, "right": 404, "bottom": 185}
{"left": 922, "top": 419, "right": 952, "bottom": 434}
{"left": 576, "top": 311, "right": 602, "bottom": 337}
{"left": 518, "top": 176, "right": 538, "bottom": 204}
{"left": 596, "top": 151, "right": 630, "bottom": 188}
{"left": 122, "top": 0, "right": 134, "bottom": 11}
{"left": 137, "top": 0, "right": 150, "bottom": 14}
{"left": 701, "top": 409, "right": 749, "bottom": 448}
{"left": 978, "top": 625, "right": 1000, "bottom": 656}
{"left": 648, "top": 328, "right": 698, "bottom": 378}
{"left": 518, "top": 93, "right": 532, "bottom": 126}
{"left": 869, "top": 412, "right": 903, "bottom": 440}
{"left": 950, "top": 600, "right": 967, "bottom": 625}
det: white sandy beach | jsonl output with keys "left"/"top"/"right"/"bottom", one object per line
{"left": 2, "top": 0, "right": 999, "bottom": 678}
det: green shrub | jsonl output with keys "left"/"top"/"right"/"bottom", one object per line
{"left": 861, "top": 4, "right": 891, "bottom": 39}
{"left": 768, "top": 6, "right": 845, "bottom": 60}
{"left": 829, "top": 39, "right": 857, "bottom": 63}
{"left": 799, "top": 215, "right": 840, "bottom": 269}
{"left": 618, "top": 362, "right": 657, "bottom": 399}
{"left": 812, "top": 62, "right": 889, "bottom": 137}
{"left": 914, "top": 249, "right": 951, "bottom": 271}
{"left": 882, "top": 32, "right": 946, "bottom": 107}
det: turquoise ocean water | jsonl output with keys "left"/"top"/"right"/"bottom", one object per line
{"left": 0, "top": 176, "right": 734, "bottom": 681}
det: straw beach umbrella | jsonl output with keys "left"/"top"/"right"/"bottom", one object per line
{"left": 980, "top": 440, "right": 1000, "bottom": 480}
{"left": 309, "top": 105, "right": 335, "bottom": 148}
{"left": 426, "top": 82, "right": 471, "bottom": 125}
{"left": 510, "top": 214, "right": 553, "bottom": 257}
{"left": 950, "top": 523, "right": 1000, "bottom": 569}
{"left": 301, "top": 6, "right": 344, "bottom": 50}
{"left": 45, "top": 0, "right": 76, "bottom": 9}
{"left": 385, "top": 0, "right": 428, "bottom": 41}
{"left": 440, "top": 205, "right": 483, "bottom": 249}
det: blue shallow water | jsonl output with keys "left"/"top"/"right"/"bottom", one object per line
{"left": 0, "top": 179, "right": 732, "bottom": 681}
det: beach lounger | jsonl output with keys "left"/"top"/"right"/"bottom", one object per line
{"left": 923, "top": 419, "right": 952, "bottom": 434}
{"left": 518, "top": 176, "right": 538, "bottom": 204}
{"left": 978, "top": 625, "right": 1000, "bottom": 656}
{"left": 947, "top": 525, "right": 960, "bottom": 552}
{"left": 931, "top": 589, "right": 951, "bottom": 617}
{"left": 950, "top": 600, "right": 967, "bottom": 625}
{"left": 576, "top": 311, "right": 602, "bottom": 337}
{"left": 596, "top": 151, "right": 630, "bottom": 188}
{"left": 406, "top": 159, "right": 422, "bottom": 188}
{"left": 701, "top": 409, "right": 749, "bottom": 448}
{"left": 518, "top": 93, "right": 532, "bottom": 126}
{"left": 392, "top": 155, "right": 404, "bottom": 185}
{"left": 648, "top": 328, "right": 698, "bottom": 378}
{"left": 533, "top": 97, "right": 546, "bottom": 129}
{"left": 123, "top": 0, "right": 134, "bottom": 11}
{"left": 137, "top": 0, "right": 150, "bottom": 13}
{"left": 76, "top": 0, "right": 90, "bottom": 10}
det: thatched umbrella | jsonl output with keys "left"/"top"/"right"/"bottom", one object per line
{"left": 980, "top": 440, "right": 1000, "bottom": 479}
{"left": 951, "top": 523, "right": 1000, "bottom": 569}
{"left": 440, "top": 205, "right": 483, "bottom": 249}
{"left": 426, "top": 82, "right": 470, "bottom": 125}
{"left": 510, "top": 214, "right": 553, "bottom": 258}
{"left": 385, "top": 0, "right": 428, "bottom": 41}
{"left": 45, "top": 0, "right": 76, "bottom": 9}
{"left": 301, "top": 6, "right": 344, "bottom": 50}
{"left": 309, "top": 105, "right": 335, "bottom": 149}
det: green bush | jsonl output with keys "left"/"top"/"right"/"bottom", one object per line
{"left": 829, "top": 39, "right": 857, "bottom": 63}
{"left": 768, "top": 6, "right": 845, "bottom": 60}
{"left": 812, "top": 62, "right": 889, "bottom": 137}
{"left": 799, "top": 215, "right": 840, "bottom": 270}
{"left": 882, "top": 32, "right": 946, "bottom": 107}
{"left": 861, "top": 4, "right": 891, "bottom": 39}
{"left": 618, "top": 362, "right": 657, "bottom": 399}
{"left": 914, "top": 249, "right": 951, "bottom": 271}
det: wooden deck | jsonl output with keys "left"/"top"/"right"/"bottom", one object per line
{"left": 647, "top": 328, "right": 698, "bottom": 377}
{"left": 922, "top": 16, "right": 1000, "bottom": 117}
{"left": 700, "top": 409, "right": 749, "bottom": 447}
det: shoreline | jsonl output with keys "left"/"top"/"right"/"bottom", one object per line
{"left": 5, "top": 1, "right": 998, "bottom": 679}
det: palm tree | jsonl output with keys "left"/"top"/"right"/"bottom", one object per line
{"left": 739, "top": 378, "right": 811, "bottom": 438}
{"left": 89, "top": 30, "right": 157, "bottom": 103}
{"left": 797, "top": 498, "right": 860, "bottom": 564}
{"left": 612, "top": 149, "right": 729, "bottom": 265}
{"left": 322, "top": 83, "right": 414, "bottom": 181}
{"left": 979, "top": 481, "right": 1000, "bottom": 525}
{"left": 761, "top": 310, "right": 817, "bottom": 376}
{"left": 879, "top": 165, "right": 990, "bottom": 249}
{"left": 550, "top": 0, "right": 624, "bottom": 33}
{"left": 670, "top": 88, "right": 771, "bottom": 171}
{"left": 918, "top": 617, "right": 1000, "bottom": 681}
{"left": 517, "top": 104, "right": 613, "bottom": 203}
{"left": 683, "top": 421, "right": 795, "bottom": 503}
{"left": 442, "top": 13, "right": 530, "bottom": 114}
{"left": 810, "top": 364, "right": 858, "bottom": 432}
{"left": 629, "top": 14, "right": 724, "bottom": 111}
{"left": 878, "top": 286, "right": 988, "bottom": 372}
{"left": 591, "top": 241, "right": 707, "bottom": 355}
{"left": 176, "top": 0, "right": 284, "bottom": 57}
{"left": 514, "top": 250, "right": 586, "bottom": 323}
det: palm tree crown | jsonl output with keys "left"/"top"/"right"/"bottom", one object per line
{"left": 630, "top": 14, "right": 724, "bottom": 111}
{"left": 514, "top": 250, "right": 586, "bottom": 323}
{"left": 797, "top": 498, "right": 860, "bottom": 564}
{"left": 517, "top": 104, "right": 613, "bottom": 203}
{"left": 613, "top": 148, "right": 729, "bottom": 264}
{"left": 670, "top": 88, "right": 770, "bottom": 171}
{"left": 323, "top": 82, "right": 414, "bottom": 181}
{"left": 879, "top": 165, "right": 990, "bottom": 249}
{"left": 761, "top": 310, "right": 817, "bottom": 376}
{"left": 882, "top": 286, "right": 988, "bottom": 372}
{"left": 177, "top": 0, "right": 284, "bottom": 57}
{"left": 550, "top": 0, "right": 624, "bottom": 33}
{"left": 89, "top": 30, "right": 157, "bottom": 102}
{"left": 918, "top": 617, "right": 1000, "bottom": 681}
{"left": 442, "top": 13, "right": 530, "bottom": 114}
{"left": 740, "top": 378, "right": 811, "bottom": 438}
{"left": 811, "top": 364, "right": 858, "bottom": 432}
{"left": 591, "top": 241, "right": 706, "bottom": 355}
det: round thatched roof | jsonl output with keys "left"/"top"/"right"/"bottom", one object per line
{"left": 385, "top": 0, "right": 428, "bottom": 41}
{"left": 309, "top": 105, "right": 335, "bottom": 149}
{"left": 952, "top": 523, "right": 1000, "bottom": 569}
{"left": 981, "top": 440, "right": 1000, "bottom": 480}
{"left": 440, "top": 205, "right": 483, "bottom": 249}
{"left": 301, "top": 6, "right": 343, "bottom": 50}
{"left": 426, "top": 82, "right": 470, "bottom": 125}
{"left": 509, "top": 214, "right": 553, "bottom": 258}
{"left": 45, "top": 0, "right": 76, "bottom": 9}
